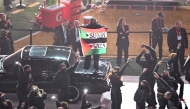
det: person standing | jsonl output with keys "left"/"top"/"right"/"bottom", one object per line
{"left": 151, "top": 11, "right": 165, "bottom": 60}
{"left": 167, "top": 20, "right": 188, "bottom": 72}
{"left": 0, "top": 29, "right": 12, "bottom": 55}
{"left": 69, "top": 20, "right": 83, "bottom": 56}
{"left": 136, "top": 43, "right": 157, "bottom": 108}
{"left": 16, "top": 62, "right": 33, "bottom": 109}
{"left": 134, "top": 80, "right": 152, "bottom": 109}
{"left": 3, "top": 0, "right": 12, "bottom": 10}
{"left": 166, "top": 43, "right": 185, "bottom": 101}
{"left": 116, "top": 17, "right": 129, "bottom": 66}
{"left": 106, "top": 58, "right": 130, "bottom": 109}
{"left": 0, "top": 13, "right": 14, "bottom": 53}
{"left": 53, "top": 55, "right": 80, "bottom": 103}
{"left": 54, "top": 19, "right": 70, "bottom": 46}
{"left": 82, "top": 18, "right": 107, "bottom": 73}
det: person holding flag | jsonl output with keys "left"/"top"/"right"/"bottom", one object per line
{"left": 81, "top": 17, "right": 107, "bottom": 74}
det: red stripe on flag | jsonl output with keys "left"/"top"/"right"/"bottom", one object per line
{"left": 81, "top": 27, "right": 106, "bottom": 33}
{"left": 81, "top": 39, "right": 92, "bottom": 56}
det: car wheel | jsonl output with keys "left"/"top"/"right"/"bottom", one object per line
{"left": 69, "top": 85, "right": 80, "bottom": 103}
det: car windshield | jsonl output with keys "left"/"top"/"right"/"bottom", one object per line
{"left": 29, "top": 46, "right": 47, "bottom": 57}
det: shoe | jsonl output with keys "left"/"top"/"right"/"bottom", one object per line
{"left": 180, "top": 98, "right": 185, "bottom": 101}
{"left": 95, "top": 69, "right": 101, "bottom": 73}
{"left": 83, "top": 69, "right": 87, "bottom": 74}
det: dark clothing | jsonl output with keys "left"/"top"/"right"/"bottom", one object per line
{"left": 151, "top": 17, "right": 164, "bottom": 59}
{"left": 0, "top": 21, "right": 14, "bottom": 53}
{"left": 0, "top": 36, "right": 12, "bottom": 55}
{"left": 82, "top": 22, "right": 105, "bottom": 70}
{"left": 16, "top": 66, "right": 33, "bottom": 109}
{"left": 16, "top": 89, "right": 28, "bottom": 109}
{"left": 54, "top": 25, "right": 70, "bottom": 46}
{"left": 53, "top": 61, "right": 79, "bottom": 102}
{"left": 184, "top": 55, "right": 190, "bottom": 83}
{"left": 157, "top": 78, "right": 182, "bottom": 109}
{"left": 167, "top": 48, "right": 184, "bottom": 98}
{"left": 83, "top": 55, "right": 100, "bottom": 70}
{"left": 116, "top": 25, "right": 129, "bottom": 65}
{"left": 134, "top": 87, "right": 148, "bottom": 109}
{"left": 136, "top": 45, "right": 157, "bottom": 106}
{"left": 69, "top": 27, "right": 83, "bottom": 56}
{"left": 3, "top": 0, "right": 11, "bottom": 6}
{"left": 153, "top": 64, "right": 178, "bottom": 109}
{"left": 167, "top": 27, "right": 188, "bottom": 71}
{"left": 110, "top": 63, "right": 128, "bottom": 109}
{"left": 0, "top": 94, "right": 6, "bottom": 109}
{"left": 81, "top": 94, "right": 103, "bottom": 109}
{"left": 28, "top": 91, "right": 47, "bottom": 109}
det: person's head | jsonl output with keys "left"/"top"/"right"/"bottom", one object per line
{"left": 74, "top": 20, "right": 80, "bottom": 27}
{"left": 113, "top": 66, "right": 120, "bottom": 73}
{"left": 89, "top": 18, "right": 97, "bottom": 25}
{"left": 175, "top": 20, "right": 182, "bottom": 29}
{"left": 24, "top": 65, "right": 31, "bottom": 72}
{"left": 162, "top": 70, "right": 169, "bottom": 77}
{"left": 32, "top": 85, "right": 40, "bottom": 94}
{"left": 168, "top": 53, "right": 177, "bottom": 63}
{"left": 4, "top": 99, "right": 13, "bottom": 109}
{"left": 157, "top": 11, "right": 164, "bottom": 20}
{"left": 164, "top": 91, "right": 172, "bottom": 99}
{"left": 117, "top": 17, "right": 126, "bottom": 27}
{"left": 1, "top": 29, "right": 8, "bottom": 37}
{"left": 60, "top": 62, "right": 66, "bottom": 70}
{"left": 0, "top": 13, "right": 6, "bottom": 21}
{"left": 59, "top": 101, "right": 68, "bottom": 109}
{"left": 62, "top": 19, "right": 69, "bottom": 27}
{"left": 144, "top": 52, "right": 151, "bottom": 60}
{"left": 140, "top": 80, "right": 152, "bottom": 95}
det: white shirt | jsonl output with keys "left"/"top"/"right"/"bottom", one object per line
{"left": 75, "top": 27, "right": 80, "bottom": 42}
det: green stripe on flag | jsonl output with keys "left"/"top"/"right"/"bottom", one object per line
{"left": 80, "top": 29, "right": 87, "bottom": 39}
{"left": 86, "top": 48, "right": 107, "bottom": 55}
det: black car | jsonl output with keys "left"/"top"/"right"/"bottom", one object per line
{"left": 0, "top": 45, "right": 111, "bottom": 102}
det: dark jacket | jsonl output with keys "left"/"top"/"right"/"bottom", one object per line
{"left": 110, "top": 63, "right": 128, "bottom": 89}
{"left": 0, "top": 36, "right": 11, "bottom": 55}
{"left": 184, "top": 55, "right": 190, "bottom": 83}
{"left": 0, "top": 93, "right": 5, "bottom": 109}
{"left": 53, "top": 61, "right": 79, "bottom": 90}
{"left": 136, "top": 45, "right": 157, "bottom": 84}
{"left": 157, "top": 78, "right": 181, "bottom": 108}
{"left": 152, "top": 17, "right": 164, "bottom": 36}
{"left": 54, "top": 25, "right": 70, "bottom": 46}
{"left": 116, "top": 25, "right": 129, "bottom": 47}
{"left": 167, "top": 27, "right": 188, "bottom": 51}
{"left": 153, "top": 64, "right": 178, "bottom": 93}
{"left": 28, "top": 90, "right": 47, "bottom": 109}
{"left": 81, "top": 94, "right": 103, "bottom": 109}
{"left": 134, "top": 87, "right": 148, "bottom": 108}
{"left": 167, "top": 48, "right": 181, "bottom": 78}
{"left": 69, "top": 27, "right": 80, "bottom": 46}
{"left": 16, "top": 66, "right": 33, "bottom": 93}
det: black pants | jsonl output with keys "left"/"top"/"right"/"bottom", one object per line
{"left": 117, "top": 46, "right": 128, "bottom": 66}
{"left": 173, "top": 47, "right": 185, "bottom": 71}
{"left": 3, "top": 0, "right": 11, "bottom": 6}
{"left": 72, "top": 42, "right": 83, "bottom": 56}
{"left": 16, "top": 89, "right": 28, "bottom": 109}
{"left": 174, "top": 77, "right": 184, "bottom": 98}
{"left": 146, "top": 80, "right": 157, "bottom": 106}
{"left": 136, "top": 102, "right": 145, "bottom": 109}
{"left": 111, "top": 88, "right": 122, "bottom": 109}
{"left": 152, "top": 35, "right": 163, "bottom": 59}
{"left": 83, "top": 55, "right": 100, "bottom": 70}
{"left": 157, "top": 93, "right": 168, "bottom": 109}
{"left": 58, "top": 88, "right": 70, "bottom": 103}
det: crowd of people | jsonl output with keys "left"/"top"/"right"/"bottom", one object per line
{"left": 0, "top": 5, "right": 190, "bottom": 109}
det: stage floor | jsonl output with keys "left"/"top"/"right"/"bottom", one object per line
{"left": 5, "top": 82, "right": 190, "bottom": 109}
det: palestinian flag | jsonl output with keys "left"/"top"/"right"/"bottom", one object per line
{"left": 80, "top": 27, "right": 107, "bottom": 56}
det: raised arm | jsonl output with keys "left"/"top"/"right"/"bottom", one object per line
{"left": 66, "top": 56, "right": 80, "bottom": 73}
{"left": 118, "top": 58, "right": 130, "bottom": 76}
{"left": 144, "top": 45, "right": 157, "bottom": 62}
